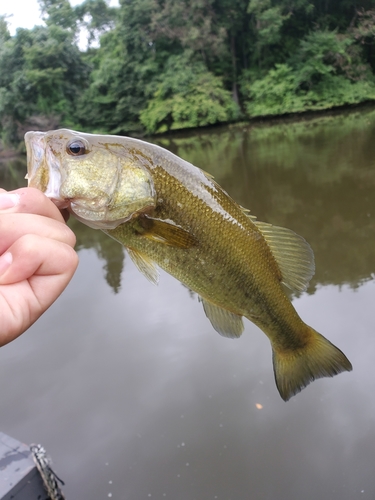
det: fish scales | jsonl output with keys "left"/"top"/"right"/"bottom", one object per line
{"left": 25, "top": 129, "right": 352, "bottom": 400}
{"left": 108, "top": 162, "right": 289, "bottom": 328}
{"left": 105, "top": 152, "right": 306, "bottom": 345}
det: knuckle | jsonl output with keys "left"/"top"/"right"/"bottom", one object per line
{"left": 61, "top": 224, "right": 77, "bottom": 248}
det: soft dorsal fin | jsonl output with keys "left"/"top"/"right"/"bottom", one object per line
{"left": 136, "top": 216, "right": 198, "bottom": 249}
{"left": 200, "top": 298, "right": 244, "bottom": 338}
{"left": 254, "top": 221, "right": 315, "bottom": 293}
{"left": 127, "top": 247, "right": 159, "bottom": 285}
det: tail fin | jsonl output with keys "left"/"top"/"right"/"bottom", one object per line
{"left": 272, "top": 328, "right": 352, "bottom": 401}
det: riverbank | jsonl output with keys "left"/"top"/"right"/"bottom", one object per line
{"left": 2, "top": 99, "right": 375, "bottom": 159}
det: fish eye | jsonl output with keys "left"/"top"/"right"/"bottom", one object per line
{"left": 67, "top": 139, "right": 88, "bottom": 156}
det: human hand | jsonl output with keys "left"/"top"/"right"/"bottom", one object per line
{"left": 0, "top": 187, "right": 78, "bottom": 347}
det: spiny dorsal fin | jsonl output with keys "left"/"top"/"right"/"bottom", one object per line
{"left": 136, "top": 216, "right": 198, "bottom": 249}
{"left": 127, "top": 247, "right": 159, "bottom": 285}
{"left": 199, "top": 168, "right": 214, "bottom": 180}
{"left": 254, "top": 221, "right": 315, "bottom": 293}
{"left": 240, "top": 206, "right": 257, "bottom": 222}
{"left": 200, "top": 298, "right": 244, "bottom": 338}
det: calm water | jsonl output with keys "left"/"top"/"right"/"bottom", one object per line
{"left": 1, "top": 108, "right": 375, "bottom": 499}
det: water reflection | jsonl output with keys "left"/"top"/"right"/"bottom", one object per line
{"left": 0, "top": 108, "right": 375, "bottom": 499}
{"left": 71, "top": 220, "right": 125, "bottom": 294}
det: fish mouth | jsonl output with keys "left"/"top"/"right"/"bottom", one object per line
{"left": 25, "top": 131, "right": 68, "bottom": 207}
{"left": 50, "top": 199, "right": 70, "bottom": 209}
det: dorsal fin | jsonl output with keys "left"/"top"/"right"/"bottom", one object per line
{"left": 254, "top": 221, "right": 315, "bottom": 293}
{"left": 240, "top": 206, "right": 257, "bottom": 222}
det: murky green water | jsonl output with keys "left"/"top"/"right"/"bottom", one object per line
{"left": 1, "top": 107, "right": 375, "bottom": 499}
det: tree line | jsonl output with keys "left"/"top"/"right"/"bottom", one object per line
{"left": 1, "top": 0, "right": 375, "bottom": 148}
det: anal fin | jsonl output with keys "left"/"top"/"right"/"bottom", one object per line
{"left": 201, "top": 298, "right": 244, "bottom": 339}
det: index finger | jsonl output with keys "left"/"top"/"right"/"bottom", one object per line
{"left": 0, "top": 187, "right": 65, "bottom": 223}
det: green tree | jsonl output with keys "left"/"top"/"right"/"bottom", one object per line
{"left": 140, "top": 53, "right": 239, "bottom": 133}
{"left": 149, "top": 0, "right": 227, "bottom": 60}
{"left": 211, "top": 0, "right": 250, "bottom": 105}
{"left": 242, "top": 28, "right": 375, "bottom": 117}
{"left": 0, "top": 15, "right": 11, "bottom": 43}
{"left": 350, "top": 7, "right": 375, "bottom": 71}
{"left": 76, "top": 0, "right": 160, "bottom": 134}
{"left": 38, "top": 0, "right": 78, "bottom": 31}
{"left": 0, "top": 23, "right": 88, "bottom": 146}
{"left": 75, "top": 0, "right": 118, "bottom": 46}
{"left": 3, "top": 0, "right": 375, "bottom": 142}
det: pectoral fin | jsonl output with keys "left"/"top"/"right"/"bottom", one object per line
{"left": 136, "top": 215, "right": 197, "bottom": 249}
{"left": 200, "top": 298, "right": 244, "bottom": 339}
{"left": 127, "top": 247, "right": 159, "bottom": 285}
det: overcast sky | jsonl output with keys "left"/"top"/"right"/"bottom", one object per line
{"left": 1, "top": 0, "right": 119, "bottom": 36}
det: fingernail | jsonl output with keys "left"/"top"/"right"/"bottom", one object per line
{"left": 0, "top": 252, "right": 12, "bottom": 275}
{"left": 0, "top": 193, "right": 20, "bottom": 210}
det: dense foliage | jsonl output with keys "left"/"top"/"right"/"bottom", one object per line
{"left": 1, "top": 0, "right": 375, "bottom": 147}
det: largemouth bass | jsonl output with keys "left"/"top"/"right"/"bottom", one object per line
{"left": 25, "top": 129, "right": 352, "bottom": 401}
